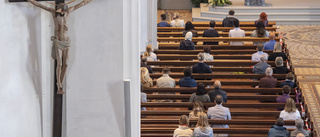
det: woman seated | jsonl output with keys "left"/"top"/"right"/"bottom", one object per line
{"left": 273, "top": 57, "right": 288, "bottom": 74}
{"left": 255, "top": 12, "right": 268, "bottom": 27}
{"left": 170, "top": 13, "right": 185, "bottom": 27}
{"left": 179, "top": 32, "right": 195, "bottom": 50}
{"left": 268, "top": 42, "right": 288, "bottom": 61}
{"left": 280, "top": 98, "right": 301, "bottom": 129}
{"left": 189, "top": 83, "right": 211, "bottom": 103}
{"left": 173, "top": 115, "right": 193, "bottom": 137}
{"left": 193, "top": 113, "right": 214, "bottom": 137}
{"left": 143, "top": 45, "right": 157, "bottom": 61}
{"left": 140, "top": 67, "right": 153, "bottom": 88}
{"left": 189, "top": 100, "right": 206, "bottom": 119}
{"left": 182, "top": 21, "right": 198, "bottom": 37}
{"left": 192, "top": 53, "right": 212, "bottom": 73}
{"left": 203, "top": 45, "right": 214, "bottom": 61}
{"left": 251, "top": 21, "right": 269, "bottom": 45}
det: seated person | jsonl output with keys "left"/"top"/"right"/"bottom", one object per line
{"left": 140, "top": 56, "right": 152, "bottom": 73}
{"left": 182, "top": 21, "right": 198, "bottom": 37}
{"left": 203, "top": 45, "right": 214, "bottom": 61}
{"left": 268, "top": 118, "right": 290, "bottom": 137}
{"left": 208, "top": 80, "right": 227, "bottom": 103}
{"left": 189, "top": 100, "right": 205, "bottom": 119}
{"left": 143, "top": 45, "right": 157, "bottom": 61}
{"left": 280, "top": 98, "right": 301, "bottom": 121}
{"left": 229, "top": 19, "right": 245, "bottom": 45}
{"left": 273, "top": 57, "right": 288, "bottom": 74}
{"left": 140, "top": 67, "right": 153, "bottom": 88}
{"left": 173, "top": 115, "right": 193, "bottom": 137}
{"left": 179, "top": 31, "right": 195, "bottom": 50}
{"left": 202, "top": 21, "right": 219, "bottom": 45}
{"left": 277, "top": 85, "right": 291, "bottom": 103}
{"left": 280, "top": 73, "right": 296, "bottom": 88}
{"left": 258, "top": 68, "right": 277, "bottom": 88}
{"left": 156, "top": 66, "right": 175, "bottom": 87}
{"left": 222, "top": 10, "right": 238, "bottom": 27}
{"left": 251, "top": 21, "right": 270, "bottom": 45}
{"left": 189, "top": 83, "right": 211, "bottom": 103}
{"left": 193, "top": 113, "right": 214, "bottom": 137}
{"left": 192, "top": 53, "right": 212, "bottom": 73}
{"left": 179, "top": 67, "right": 197, "bottom": 87}
{"left": 269, "top": 42, "right": 288, "bottom": 61}
{"left": 253, "top": 54, "right": 271, "bottom": 74}
{"left": 252, "top": 45, "right": 269, "bottom": 61}
{"left": 140, "top": 84, "right": 147, "bottom": 111}
{"left": 170, "top": 13, "right": 185, "bottom": 27}
{"left": 290, "top": 119, "right": 311, "bottom": 137}
{"left": 255, "top": 12, "right": 268, "bottom": 27}
{"left": 264, "top": 33, "right": 276, "bottom": 50}
{"left": 157, "top": 14, "right": 170, "bottom": 27}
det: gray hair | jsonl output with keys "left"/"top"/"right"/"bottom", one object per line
{"left": 273, "top": 42, "right": 282, "bottom": 53}
{"left": 198, "top": 52, "right": 205, "bottom": 61}
{"left": 295, "top": 119, "right": 304, "bottom": 129}
{"left": 265, "top": 67, "right": 273, "bottom": 76}
{"left": 214, "top": 80, "right": 221, "bottom": 88}
{"left": 275, "top": 57, "right": 283, "bottom": 67}
{"left": 260, "top": 54, "right": 268, "bottom": 62}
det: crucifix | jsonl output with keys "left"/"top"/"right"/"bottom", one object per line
{"left": 9, "top": 0, "right": 92, "bottom": 136}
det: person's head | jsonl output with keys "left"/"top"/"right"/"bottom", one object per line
{"left": 295, "top": 119, "right": 304, "bottom": 129}
{"left": 209, "top": 21, "right": 216, "bottom": 28}
{"left": 141, "top": 56, "right": 147, "bottom": 64}
{"left": 185, "top": 31, "right": 193, "bottom": 41}
{"left": 229, "top": 10, "right": 235, "bottom": 16}
{"left": 265, "top": 67, "right": 273, "bottom": 76}
{"left": 269, "top": 33, "right": 275, "bottom": 40}
{"left": 185, "top": 21, "right": 195, "bottom": 31}
{"left": 214, "top": 80, "right": 221, "bottom": 88}
{"left": 275, "top": 118, "right": 284, "bottom": 127}
{"left": 260, "top": 54, "right": 268, "bottom": 62}
{"left": 296, "top": 133, "right": 305, "bottom": 137}
{"left": 140, "top": 67, "right": 151, "bottom": 83}
{"left": 160, "top": 14, "right": 167, "bottom": 21}
{"left": 196, "top": 113, "right": 210, "bottom": 131}
{"left": 284, "top": 98, "right": 297, "bottom": 113}
{"left": 183, "top": 66, "right": 192, "bottom": 77}
{"left": 260, "top": 12, "right": 268, "bottom": 20}
{"left": 273, "top": 42, "right": 283, "bottom": 53}
{"left": 196, "top": 83, "right": 206, "bottom": 95}
{"left": 173, "top": 12, "right": 180, "bottom": 19}
{"left": 215, "top": 95, "right": 223, "bottom": 105}
{"left": 193, "top": 100, "right": 204, "bottom": 117}
{"left": 179, "top": 115, "right": 189, "bottom": 126}
{"left": 283, "top": 85, "right": 291, "bottom": 94}
{"left": 204, "top": 45, "right": 211, "bottom": 53}
{"left": 256, "top": 21, "right": 266, "bottom": 37}
{"left": 162, "top": 66, "right": 170, "bottom": 74}
{"left": 233, "top": 19, "right": 240, "bottom": 27}
{"left": 275, "top": 57, "right": 284, "bottom": 67}
{"left": 257, "top": 45, "right": 264, "bottom": 52}
{"left": 56, "top": 3, "right": 68, "bottom": 16}
{"left": 144, "top": 45, "right": 153, "bottom": 57}
{"left": 286, "top": 73, "right": 294, "bottom": 81}
{"left": 197, "top": 52, "right": 205, "bottom": 62}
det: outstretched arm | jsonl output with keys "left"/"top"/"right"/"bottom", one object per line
{"left": 27, "top": 0, "right": 55, "bottom": 13}
{"left": 68, "top": 0, "right": 93, "bottom": 13}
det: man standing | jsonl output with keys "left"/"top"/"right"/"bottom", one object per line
{"left": 229, "top": 19, "right": 245, "bottom": 45}
{"left": 264, "top": 33, "right": 277, "bottom": 50}
{"left": 203, "top": 21, "right": 219, "bottom": 45}
{"left": 222, "top": 10, "right": 238, "bottom": 27}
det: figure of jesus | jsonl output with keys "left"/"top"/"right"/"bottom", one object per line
{"left": 27, "top": 0, "right": 93, "bottom": 94}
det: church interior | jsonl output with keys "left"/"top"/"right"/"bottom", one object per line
{"left": 1, "top": 0, "right": 320, "bottom": 137}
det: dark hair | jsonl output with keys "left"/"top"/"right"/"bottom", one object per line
{"left": 276, "top": 118, "right": 284, "bottom": 127}
{"left": 183, "top": 67, "right": 192, "bottom": 77}
{"left": 196, "top": 83, "right": 206, "bottom": 95}
{"left": 283, "top": 85, "right": 291, "bottom": 94}
{"left": 185, "top": 21, "right": 195, "bottom": 31}
{"left": 160, "top": 14, "right": 166, "bottom": 20}
{"left": 257, "top": 45, "right": 264, "bottom": 51}
{"left": 204, "top": 45, "right": 211, "bottom": 53}
{"left": 233, "top": 19, "right": 240, "bottom": 27}
{"left": 229, "top": 10, "right": 235, "bottom": 15}
{"left": 215, "top": 95, "right": 223, "bottom": 104}
{"left": 141, "top": 56, "right": 147, "bottom": 63}
{"left": 162, "top": 66, "right": 170, "bottom": 74}
{"left": 286, "top": 73, "right": 294, "bottom": 80}
{"left": 256, "top": 21, "right": 266, "bottom": 37}
{"left": 209, "top": 21, "right": 216, "bottom": 28}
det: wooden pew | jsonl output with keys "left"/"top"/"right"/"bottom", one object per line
{"left": 157, "top": 21, "right": 276, "bottom": 27}
{"left": 141, "top": 119, "right": 294, "bottom": 125}
{"left": 147, "top": 60, "right": 279, "bottom": 67}
{"left": 154, "top": 50, "right": 273, "bottom": 54}
{"left": 141, "top": 133, "right": 265, "bottom": 137}
{"left": 157, "top": 54, "right": 253, "bottom": 60}
{"left": 149, "top": 73, "right": 287, "bottom": 79}
{"left": 158, "top": 44, "right": 257, "bottom": 50}
{"left": 151, "top": 80, "right": 281, "bottom": 86}
{"left": 152, "top": 66, "right": 257, "bottom": 72}
{"left": 157, "top": 32, "right": 279, "bottom": 37}
{"left": 157, "top": 27, "right": 277, "bottom": 32}
{"left": 157, "top": 37, "right": 280, "bottom": 42}
{"left": 143, "top": 87, "right": 291, "bottom": 94}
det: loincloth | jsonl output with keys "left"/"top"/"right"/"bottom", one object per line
{"left": 51, "top": 36, "right": 71, "bottom": 59}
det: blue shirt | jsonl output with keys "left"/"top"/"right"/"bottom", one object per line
{"left": 264, "top": 40, "right": 277, "bottom": 50}
{"left": 157, "top": 21, "right": 170, "bottom": 27}
{"left": 179, "top": 76, "right": 197, "bottom": 87}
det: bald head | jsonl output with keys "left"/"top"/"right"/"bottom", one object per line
{"left": 214, "top": 80, "right": 221, "bottom": 88}
{"left": 296, "top": 133, "right": 305, "bottom": 137}
{"left": 269, "top": 33, "right": 275, "bottom": 40}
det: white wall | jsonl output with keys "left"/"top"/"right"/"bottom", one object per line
{"left": 0, "top": 1, "right": 42, "bottom": 137}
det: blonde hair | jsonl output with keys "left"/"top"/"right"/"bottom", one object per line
{"left": 144, "top": 45, "right": 153, "bottom": 57}
{"left": 196, "top": 113, "right": 210, "bottom": 131}
{"left": 179, "top": 115, "right": 189, "bottom": 126}
{"left": 141, "top": 67, "right": 151, "bottom": 84}
{"left": 275, "top": 57, "right": 283, "bottom": 67}
{"left": 192, "top": 100, "right": 204, "bottom": 118}
{"left": 273, "top": 42, "right": 282, "bottom": 53}
{"left": 284, "top": 98, "right": 297, "bottom": 113}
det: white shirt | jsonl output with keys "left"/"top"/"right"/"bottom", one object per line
{"left": 173, "top": 126, "right": 193, "bottom": 137}
{"left": 203, "top": 53, "right": 214, "bottom": 61}
{"left": 156, "top": 74, "right": 175, "bottom": 87}
{"left": 207, "top": 104, "right": 231, "bottom": 128}
{"left": 229, "top": 27, "right": 245, "bottom": 45}
{"left": 146, "top": 52, "right": 157, "bottom": 61}
{"left": 171, "top": 19, "right": 185, "bottom": 27}
{"left": 279, "top": 110, "right": 301, "bottom": 120}
{"left": 251, "top": 51, "right": 269, "bottom": 61}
